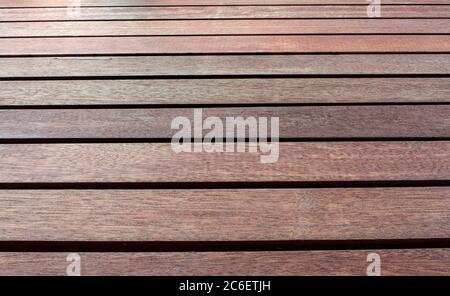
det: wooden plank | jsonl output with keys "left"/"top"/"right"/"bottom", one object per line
{"left": 0, "top": 142, "right": 450, "bottom": 183}
{"left": 1, "top": 0, "right": 448, "bottom": 8}
{"left": 0, "top": 250, "right": 449, "bottom": 276}
{"left": 1, "top": 6, "right": 449, "bottom": 21}
{"left": 1, "top": 36, "right": 450, "bottom": 56}
{"left": 1, "top": 188, "right": 449, "bottom": 241}
{"left": 1, "top": 55, "right": 448, "bottom": 77}
{"left": 3, "top": 19, "right": 450, "bottom": 37}
{"left": 1, "top": 106, "right": 450, "bottom": 139}
{"left": 1, "top": 78, "right": 449, "bottom": 105}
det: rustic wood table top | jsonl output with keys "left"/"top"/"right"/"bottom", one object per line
{"left": 0, "top": 0, "right": 449, "bottom": 276}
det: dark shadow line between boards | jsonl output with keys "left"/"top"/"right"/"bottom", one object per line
{"left": 2, "top": 51, "right": 450, "bottom": 58}
{"left": 1, "top": 180, "right": 450, "bottom": 190}
{"left": 1, "top": 74, "right": 450, "bottom": 82}
{"left": 2, "top": 101, "right": 450, "bottom": 109}
{"left": 0, "top": 239, "right": 449, "bottom": 252}
{"left": 1, "top": 137, "right": 450, "bottom": 144}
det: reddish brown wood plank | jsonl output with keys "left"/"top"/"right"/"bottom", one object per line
{"left": 0, "top": 250, "right": 449, "bottom": 276}
{"left": 1, "top": 6, "right": 449, "bottom": 21}
{"left": 3, "top": 19, "right": 450, "bottom": 37}
{"left": 1, "top": 106, "right": 449, "bottom": 139}
{"left": 1, "top": 55, "right": 448, "bottom": 77}
{"left": 1, "top": 0, "right": 448, "bottom": 7}
{"left": 1, "top": 188, "right": 449, "bottom": 241}
{"left": 1, "top": 78, "right": 450, "bottom": 105}
{"left": 0, "top": 142, "right": 449, "bottom": 183}
{"left": 1, "top": 36, "right": 449, "bottom": 55}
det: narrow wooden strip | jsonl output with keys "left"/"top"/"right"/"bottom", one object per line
{"left": 1, "top": 188, "right": 449, "bottom": 241}
{"left": 1, "top": 78, "right": 449, "bottom": 105}
{"left": 1, "top": 0, "right": 448, "bottom": 8}
{"left": 1, "top": 6, "right": 449, "bottom": 21}
{"left": 0, "top": 250, "right": 449, "bottom": 276}
{"left": 1, "top": 106, "right": 450, "bottom": 139}
{"left": 3, "top": 19, "right": 450, "bottom": 37}
{"left": 1, "top": 36, "right": 449, "bottom": 55}
{"left": 0, "top": 142, "right": 449, "bottom": 182}
{"left": 1, "top": 55, "right": 448, "bottom": 77}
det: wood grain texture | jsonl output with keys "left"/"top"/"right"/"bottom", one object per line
{"left": 1, "top": 0, "right": 448, "bottom": 7}
{"left": 1, "top": 5, "right": 449, "bottom": 21}
{"left": 2, "top": 36, "right": 450, "bottom": 56}
{"left": 1, "top": 0, "right": 449, "bottom": 276}
{"left": 2, "top": 55, "right": 448, "bottom": 78}
{"left": 0, "top": 250, "right": 449, "bottom": 276}
{"left": 1, "top": 188, "right": 449, "bottom": 241}
{"left": 1, "top": 78, "right": 450, "bottom": 105}
{"left": 1, "top": 106, "right": 450, "bottom": 139}
{"left": 4, "top": 19, "right": 450, "bottom": 37}
{"left": 1, "top": 142, "right": 450, "bottom": 183}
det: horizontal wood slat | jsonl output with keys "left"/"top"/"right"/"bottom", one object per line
{"left": 1, "top": 0, "right": 448, "bottom": 7}
{"left": 1, "top": 188, "right": 449, "bottom": 241}
{"left": 0, "top": 142, "right": 450, "bottom": 183}
{"left": 1, "top": 106, "right": 450, "bottom": 139}
{"left": 3, "top": 19, "right": 450, "bottom": 37}
{"left": 1, "top": 6, "right": 449, "bottom": 21}
{"left": 1, "top": 36, "right": 450, "bottom": 56}
{"left": 1, "top": 55, "right": 448, "bottom": 77}
{"left": 1, "top": 78, "right": 450, "bottom": 105}
{"left": 1, "top": 250, "right": 449, "bottom": 276}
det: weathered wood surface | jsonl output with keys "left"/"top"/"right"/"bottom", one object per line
{"left": 1, "top": 188, "right": 449, "bottom": 241}
{"left": 1, "top": 78, "right": 450, "bottom": 105}
{"left": 0, "top": 106, "right": 449, "bottom": 139}
{"left": 1, "top": 0, "right": 448, "bottom": 7}
{"left": 1, "top": 0, "right": 449, "bottom": 276}
{"left": 3, "top": 19, "right": 450, "bottom": 37}
{"left": 1, "top": 250, "right": 449, "bottom": 276}
{"left": 2, "top": 55, "right": 448, "bottom": 78}
{"left": 2, "top": 5, "right": 449, "bottom": 21}
{"left": 2, "top": 36, "right": 449, "bottom": 55}
{"left": 1, "top": 142, "right": 450, "bottom": 183}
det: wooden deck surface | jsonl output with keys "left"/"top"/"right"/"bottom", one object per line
{"left": 0, "top": 0, "right": 449, "bottom": 276}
